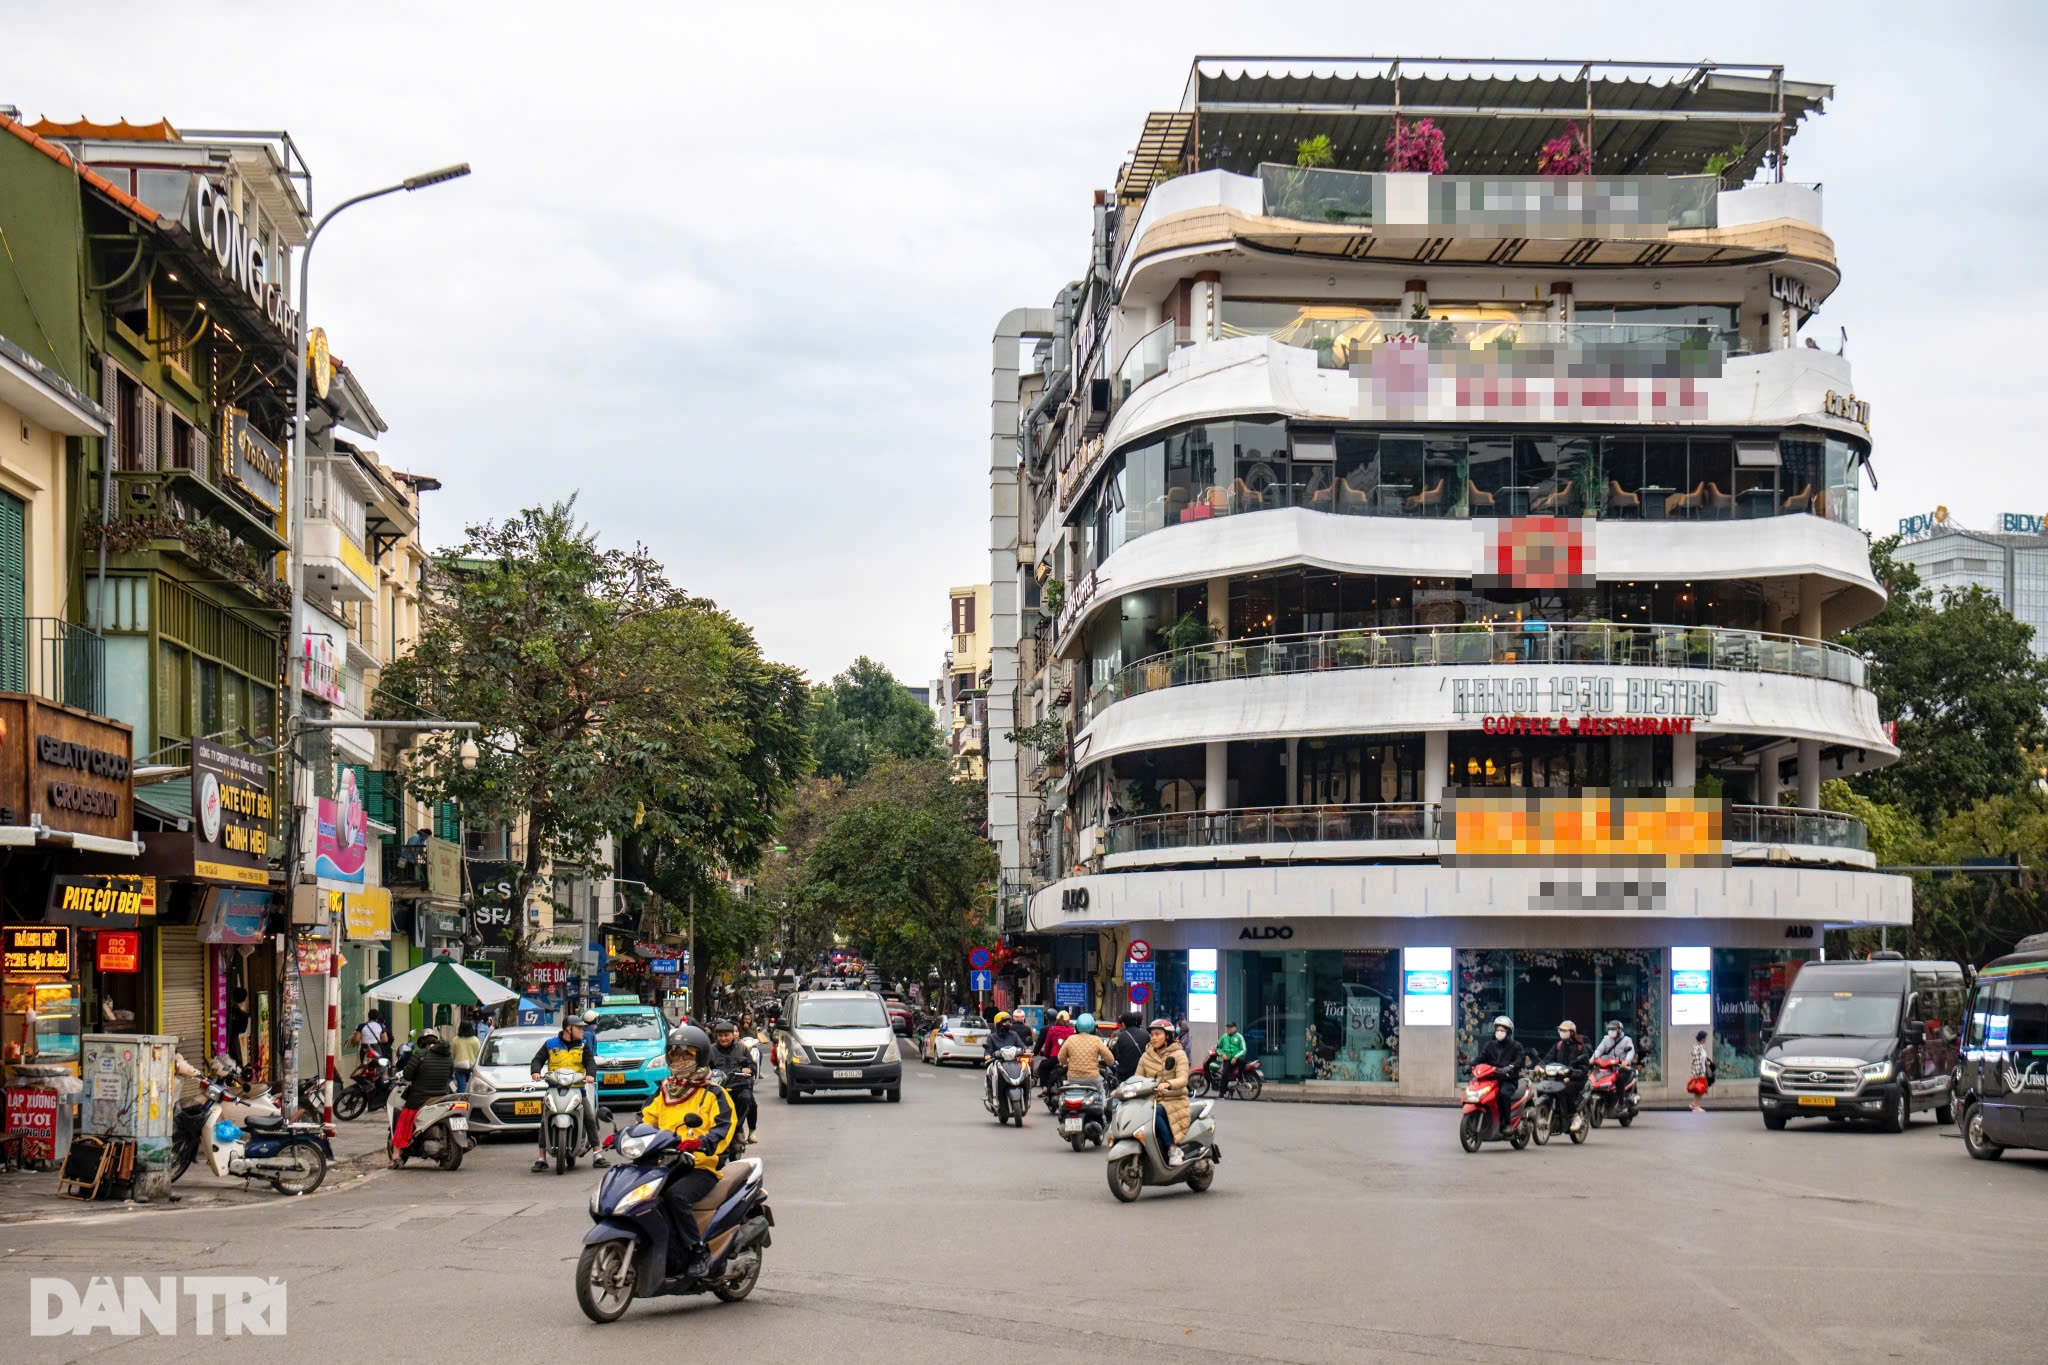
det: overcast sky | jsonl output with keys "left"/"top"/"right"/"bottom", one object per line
{"left": 10, "top": 2, "right": 2045, "bottom": 684}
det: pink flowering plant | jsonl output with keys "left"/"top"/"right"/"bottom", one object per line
{"left": 1384, "top": 117, "right": 1447, "bottom": 174}
{"left": 1537, "top": 121, "right": 1592, "bottom": 175}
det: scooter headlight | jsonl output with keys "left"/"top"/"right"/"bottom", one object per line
{"left": 615, "top": 1129, "right": 658, "bottom": 1162}
{"left": 616, "top": 1178, "right": 664, "bottom": 1215}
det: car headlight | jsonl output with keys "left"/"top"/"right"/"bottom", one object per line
{"left": 615, "top": 1178, "right": 664, "bottom": 1214}
{"left": 875, "top": 1044, "right": 898, "bottom": 1065}
{"left": 1859, "top": 1061, "right": 1893, "bottom": 1082}
{"left": 1758, "top": 1059, "right": 1781, "bottom": 1080}
{"left": 785, "top": 1041, "right": 808, "bottom": 1064}
{"left": 470, "top": 1076, "right": 496, "bottom": 1096}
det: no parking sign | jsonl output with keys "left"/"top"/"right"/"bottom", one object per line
{"left": 1128, "top": 983, "right": 1151, "bottom": 1007}
{"left": 968, "top": 945, "right": 992, "bottom": 970}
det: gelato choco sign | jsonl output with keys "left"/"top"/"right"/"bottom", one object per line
{"left": 0, "top": 696, "right": 135, "bottom": 842}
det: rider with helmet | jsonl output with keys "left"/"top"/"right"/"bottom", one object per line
{"left": 1591, "top": 1019, "right": 1638, "bottom": 1096}
{"left": 639, "top": 1024, "right": 739, "bottom": 1280}
{"left": 1136, "top": 1018, "right": 1196, "bottom": 1164}
{"left": 1036, "top": 1010, "right": 1076, "bottom": 1091}
{"left": 1473, "top": 1015, "right": 1526, "bottom": 1122}
{"left": 531, "top": 1010, "right": 603, "bottom": 1172}
{"left": 1056, "top": 1013, "right": 1117, "bottom": 1080}
{"left": 984, "top": 1010, "right": 1032, "bottom": 1058}
{"left": 1546, "top": 1019, "right": 1593, "bottom": 1134}
{"left": 705, "top": 1018, "right": 758, "bottom": 1148}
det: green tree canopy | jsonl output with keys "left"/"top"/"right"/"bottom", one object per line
{"left": 809, "top": 656, "right": 944, "bottom": 783}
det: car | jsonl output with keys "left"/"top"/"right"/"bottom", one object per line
{"left": 1953, "top": 932, "right": 2048, "bottom": 1161}
{"left": 463, "top": 1026, "right": 557, "bottom": 1136}
{"left": 883, "top": 999, "right": 912, "bottom": 1034}
{"left": 773, "top": 990, "right": 902, "bottom": 1103}
{"left": 921, "top": 1015, "right": 990, "bottom": 1065}
{"left": 1758, "top": 954, "right": 1965, "bottom": 1132}
{"left": 587, "top": 997, "right": 671, "bottom": 1111}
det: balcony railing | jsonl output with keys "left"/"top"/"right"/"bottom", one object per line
{"left": 1257, "top": 164, "right": 1720, "bottom": 232}
{"left": 0, "top": 618, "right": 105, "bottom": 715}
{"left": 1104, "top": 801, "right": 1868, "bottom": 861}
{"left": 1082, "top": 622, "right": 1867, "bottom": 727}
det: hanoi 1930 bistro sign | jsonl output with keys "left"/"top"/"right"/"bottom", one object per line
{"left": 1451, "top": 675, "right": 1719, "bottom": 722}
{"left": 192, "top": 739, "right": 272, "bottom": 886}
{"left": 0, "top": 696, "right": 135, "bottom": 841}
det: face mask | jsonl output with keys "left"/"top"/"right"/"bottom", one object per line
{"left": 1494, "top": 1029, "right": 1508, "bottom": 1041}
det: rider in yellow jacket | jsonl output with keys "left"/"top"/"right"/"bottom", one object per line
{"left": 638, "top": 1025, "right": 737, "bottom": 1276}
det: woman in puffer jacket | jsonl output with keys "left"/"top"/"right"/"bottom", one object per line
{"left": 1136, "top": 1019, "right": 1194, "bottom": 1162}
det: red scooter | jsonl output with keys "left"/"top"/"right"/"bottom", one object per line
{"left": 1190, "top": 1049, "right": 1264, "bottom": 1100}
{"left": 1587, "top": 1057, "right": 1640, "bottom": 1128}
{"left": 1459, "top": 1062, "right": 1533, "bottom": 1152}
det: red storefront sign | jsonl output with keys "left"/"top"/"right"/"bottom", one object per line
{"left": 96, "top": 930, "right": 141, "bottom": 973}
{"left": 1480, "top": 714, "right": 1696, "bottom": 736}
{"left": 4, "top": 1088, "right": 59, "bottom": 1160}
{"left": 528, "top": 962, "right": 568, "bottom": 988}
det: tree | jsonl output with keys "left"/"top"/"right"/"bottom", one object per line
{"left": 1843, "top": 538, "right": 2048, "bottom": 825}
{"left": 809, "top": 656, "right": 944, "bottom": 783}
{"left": 378, "top": 500, "right": 808, "bottom": 982}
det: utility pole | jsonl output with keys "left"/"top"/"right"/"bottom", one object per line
{"left": 686, "top": 889, "right": 696, "bottom": 1020}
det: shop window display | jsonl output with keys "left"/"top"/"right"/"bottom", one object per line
{"left": 1456, "top": 948, "right": 1663, "bottom": 1083}
{"left": 1710, "top": 949, "right": 1813, "bottom": 1078}
{"left": 1305, "top": 951, "right": 1401, "bottom": 1082}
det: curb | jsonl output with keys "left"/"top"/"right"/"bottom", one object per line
{"left": 1249, "top": 1088, "right": 1755, "bottom": 1111}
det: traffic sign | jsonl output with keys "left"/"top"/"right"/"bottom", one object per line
{"left": 1054, "top": 980, "right": 1086, "bottom": 1008}
{"left": 1127, "top": 939, "right": 1152, "bottom": 963}
{"left": 968, "top": 946, "right": 992, "bottom": 970}
{"left": 969, "top": 969, "right": 992, "bottom": 992}
{"left": 1128, "top": 983, "right": 1151, "bottom": 1006}
{"left": 1123, "top": 960, "right": 1155, "bottom": 985}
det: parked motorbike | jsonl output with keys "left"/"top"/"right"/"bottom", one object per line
{"left": 542, "top": 1068, "right": 599, "bottom": 1174}
{"left": 1189, "top": 1049, "right": 1265, "bottom": 1100}
{"left": 171, "top": 1057, "right": 290, "bottom": 1182}
{"left": 1103, "top": 1073, "right": 1219, "bottom": 1202}
{"left": 576, "top": 1116, "right": 774, "bottom": 1323}
{"left": 1529, "top": 1061, "right": 1589, "bottom": 1145}
{"left": 182, "top": 1078, "right": 332, "bottom": 1195}
{"left": 1586, "top": 1057, "right": 1640, "bottom": 1128}
{"left": 384, "top": 1084, "right": 473, "bottom": 1170}
{"left": 1458, "top": 1062, "right": 1533, "bottom": 1152}
{"left": 1055, "top": 1073, "right": 1112, "bottom": 1151}
{"left": 984, "top": 1047, "right": 1030, "bottom": 1126}
{"left": 333, "top": 1056, "right": 396, "bottom": 1122}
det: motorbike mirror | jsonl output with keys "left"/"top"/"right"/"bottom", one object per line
{"left": 596, "top": 1105, "right": 615, "bottom": 1124}
{"left": 683, "top": 1113, "right": 704, "bottom": 1129}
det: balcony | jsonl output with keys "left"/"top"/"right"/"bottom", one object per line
{"left": 299, "top": 515, "right": 375, "bottom": 602}
{"left": 1725, "top": 805, "right": 1869, "bottom": 855}
{"left": 0, "top": 618, "right": 105, "bottom": 715}
{"left": 1257, "top": 164, "right": 1721, "bottom": 233}
{"left": 1082, "top": 622, "right": 1867, "bottom": 728}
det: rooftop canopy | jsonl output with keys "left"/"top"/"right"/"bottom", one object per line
{"left": 1118, "top": 57, "right": 1830, "bottom": 201}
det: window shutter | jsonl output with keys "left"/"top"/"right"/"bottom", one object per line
{"left": 159, "top": 403, "right": 174, "bottom": 468}
{"left": 435, "top": 800, "right": 461, "bottom": 842}
{"left": 100, "top": 354, "right": 120, "bottom": 470}
{"left": 363, "top": 770, "right": 400, "bottom": 828}
{"left": 137, "top": 390, "right": 160, "bottom": 472}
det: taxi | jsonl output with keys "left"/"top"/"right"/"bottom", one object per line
{"left": 588, "top": 995, "right": 671, "bottom": 1110}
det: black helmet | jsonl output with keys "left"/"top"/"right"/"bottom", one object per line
{"left": 667, "top": 1023, "right": 713, "bottom": 1072}
{"left": 711, "top": 1017, "right": 736, "bottom": 1035}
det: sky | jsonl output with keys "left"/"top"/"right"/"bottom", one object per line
{"left": 9, "top": 2, "right": 2046, "bottom": 685}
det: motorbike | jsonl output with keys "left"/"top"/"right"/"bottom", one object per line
{"left": 1529, "top": 1061, "right": 1589, "bottom": 1145}
{"left": 1055, "top": 1073, "right": 1112, "bottom": 1152}
{"left": 333, "top": 1055, "right": 396, "bottom": 1122}
{"left": 384, "top": 1084, "right": 473, "bottom": 1170}
{"left": 181, "top": 1077, "right": 332, "bottom": 1195}
{"left": 576, "top": 1116, "right": 774, "bottom": 1323}
{"left": 1458, "top": 1062, "right": 1533, "bottom": 1152}
{"left": 984, "top": 1046, "right": 1030, "bottom": 1126}
{"left": 1104, "top": 1073, "right": 1219, "bottom": 1202}
{"left": 706, "top": 1069, "right": 749, "bottom": 1158}
{"left": 171, "top": 1057, "right": 291, "bottom": 1182}
{"left": 542, "top": 1068, "right": 600, "bottom": 1174}
{"left": 1189, "top": 1049, "right": 1264, "bottom": 1101}
{"left": 1586, "top": 1057, "right": 1640, "bottom": 1128}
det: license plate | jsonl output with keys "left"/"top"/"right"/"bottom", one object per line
{"left": 832, "top": 1069, "right": 861, "bottom": 1079}
{"left": 513, "top": 1100, "right": 542, "bottom": 1116}
{"left": 1060, "top": 1121, "right": 1079, "bottom": 1134}
{"left": 962, "top": 1035, "right": 981, "bottom": 1044}
{"left": 1797, "top": 1095, "right": 1836, "bottom": 1107}
{"left": 450, "top": 1114, "right": 468, "bottom": 1130}
{"left": 602, "top": 1073, "right": 626, "bottom": 1085}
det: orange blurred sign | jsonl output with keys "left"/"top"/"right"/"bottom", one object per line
{"left": 1446, "top": 788, "right": 1725, "bottom": 868}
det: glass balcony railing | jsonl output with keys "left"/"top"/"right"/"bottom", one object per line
{"left": 0, "top": 618, "right": 106, "bottom": 715}
{"left": 1113, "top": 320, "right": 1185, "bottom": 405}
{"left": 1081, "top": 621, "right": 1868, "bottom": 727}
{"left": 1103, "top": 801, "right": 1868, "bottom": 860}
{"left": 1257, "top": 164, "right": 1720, "bottom": 232}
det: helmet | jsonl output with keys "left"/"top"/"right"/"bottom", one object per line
{"left": 666, "top": 1023, "right": 713, "bottom": 1073}
{"left": 993, "top": 1011, "right": 1010, "bottom": 1025}
{"left": 1606, "top": 1020, "right": 1625, "bottom": 1035}
{"left": 1493, "top": 1015, "right": 1514, "bottom": 1032}
{"left": 711, "top": 1017, "right": 736, "bottom": 1035}
{"left": 418, "top": 1027, "right": 439, "bottom": 1042}
{"left": 1148, "top": 1018, "right": 1174, "bottom": 1034}
{"left": 1056, "top": 1010, "right": 1070, "bottom": 1022}
{"left": 580, "top": 1008, "right": 600, "bottom": 1025}
{"left": 1558, "top": 1019, "right": 1578, "bottom": 1035}
{"left": 1075, "top": 1013, "right": 1096, "bottom": 1033}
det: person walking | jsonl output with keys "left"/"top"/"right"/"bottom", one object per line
{"left": 1687, "top": 1030, "right": 1715, "bottom": 1112}
{"left": 449, "top": 1019, "right": 482, "bottom": 1093}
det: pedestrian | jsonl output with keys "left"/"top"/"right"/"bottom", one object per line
{"left": 356, "top": 1009, "right": 391, "bottom": 1068}
{"left": 450, "top": 1019, "right": 482, "bottom": 1093}
{"left": 226, "top": 988, "right": 251, "bottom": 1068}
{"left": 1687, "top": 1029, "right": 1715, "bottom": 1111}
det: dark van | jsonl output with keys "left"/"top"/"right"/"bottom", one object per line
{"left": 1757, "top": 954, "right": 1965, "bottom": 1132}
{"left": 1954, "top": 934, "right": 2048, "bottom": 1161}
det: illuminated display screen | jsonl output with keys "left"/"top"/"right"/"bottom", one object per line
{"left": 1672, "top": 970, "right": 1711, "bottom": 995}
{"left": 1404, "top": 971, "right": 1452, "bottom": 996}
{"left": 1445, "top": 789, "right": 1725, "bottom": 868}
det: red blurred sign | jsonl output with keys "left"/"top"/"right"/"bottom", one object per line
{"left": 96, "top": 930, "right": 141, "bottom": 973}
{"left": 528, "top": 962, "right": 568, "bottom": 988}
{"left": 1127, "top": 939, "right": 1152, "bottom": 963}
{"left": 4, "top": 1088, "right": 58, "bottom": 1160}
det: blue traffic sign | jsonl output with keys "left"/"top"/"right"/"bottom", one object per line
{"left": 1123, "top": 959, "right": 1156, "bottom": 984}
{"left": 1128, "top": 983, "right": 1151, "bottom": 1006}
{"left": 650, "top": 958, "right": 679, "bottom": 974}
{"left": 968, "top": 946, "right": 992, "bottom": 970}
{"left": 1054, "top": 981, "right": 1086, "bottom": 1008}
{"left": 969, "top": 969, "right": 992, "bottom": 992}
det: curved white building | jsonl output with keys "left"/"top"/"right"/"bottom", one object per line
{"left": 988, "top": 58, "right": 1903, "bottom": 1100}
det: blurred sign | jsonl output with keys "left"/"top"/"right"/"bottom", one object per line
{"left": 2, "top": 925, "right": 70, "bottom": 974}
{"left": 1446, "top": 788, "right": 1725, "bottom": 869}
{"left": 1123, "top": 960, "right": 1155, "bottom": 985}
{"left": 1054, "top": 981, "right": 1086, "bottom": 1008}
{"left": 96, "top": 931, "right": 140, "bottom": 974}
{"left": 650, "top": 958, "right": 679, "bottom": 974}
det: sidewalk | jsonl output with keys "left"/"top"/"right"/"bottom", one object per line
{"left": 0, "top": 1113, "right": 393, "bottom": 1225}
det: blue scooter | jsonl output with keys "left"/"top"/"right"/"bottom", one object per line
{"left": 575, "top": 1116, "right": 774, "bottom": 1322}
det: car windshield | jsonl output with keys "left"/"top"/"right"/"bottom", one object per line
{"left": 478, "top": 1033, "right": 546, "bottom": 1067}
{"left": 1776, "top": 990, "right": 1900, "bottom": 1039}
{"left": 795, "top": 999, "right": 890, "bottom": 1029}
{"left": 590, "top": 1014, "right": 664, "bottom": 1042}
{"left": 945, "top": 1017, "right": 989, "bottom": 1030}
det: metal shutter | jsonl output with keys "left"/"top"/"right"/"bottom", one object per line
{"left": 158, "top": 923, "right": 209, "bottom": 1078}
{"left": 158, "top": 402, "right": 174, "bottom": 469}
{"left": 137, "top": 390, "right": 159, "bottom": 472}
{"left": 100, "top": 354, "right": 120, "bottom": 470}
{"left": 0, "top": 492, "right": 23, "bottom": 693}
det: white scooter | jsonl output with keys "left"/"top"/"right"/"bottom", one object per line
{"left": 541, "top": 1069, "right": 600, "bottom": 1174}
{"left": 984, "top": 1046, "right": 1030, "bottom": 1125}
{"left": 1103, "top": 1074, "right": 1220, "bottom": 1202}
{"left": 184, "top": 1077, "right": 332, "bottom": 1196}
{"left": 384, "top": 1082, "right": 473, "bottom": 1170}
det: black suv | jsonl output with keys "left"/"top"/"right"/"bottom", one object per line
{"left": 1758, "top": 954, "right": 1964, "bottom": 1132}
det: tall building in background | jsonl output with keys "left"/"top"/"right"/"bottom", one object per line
{"left": 1893, "top": 510, "right": 2048, "bottom": 658}
{"left": 944, "top": 583, "right": 992, "bottom": 780}
{"left": 989, "top": 58, "right": 1903, "bottom": 1099}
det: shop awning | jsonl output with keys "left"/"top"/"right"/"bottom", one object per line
{"left": 137, "top": 777, "right": 191, "bottom": 826}
{"left": 0, "top": 825, "right": 142, "bottom": 856}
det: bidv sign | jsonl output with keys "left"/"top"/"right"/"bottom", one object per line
{"left": 188, "top": 180, "right": 302, "bottom": 341}
{"left": 1898, "top": 506, "right": 1949, "bottom": 539}
{"left": 2000, "top": 513, "right": 2047, "bottom": 536}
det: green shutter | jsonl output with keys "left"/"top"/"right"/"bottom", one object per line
{"left": 435, "top": 800, "right": 461, "bottom": 842}
{"left": 363, "top": 770, "right": 401, "bottom": 828}
{"left": 0, "top": 490, "right": 23, "bottom": 693}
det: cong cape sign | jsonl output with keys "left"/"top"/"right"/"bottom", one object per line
{"left": 186, "top": 178, "right": 303, "bottom": 342}
{"left": 0, "top": 696, "right": 135, "bottom": 841}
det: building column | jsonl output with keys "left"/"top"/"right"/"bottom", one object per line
{"left": 1424, "top": 729, "right": 1449, "bottom": 809}
{"left": 1797, "top": 738, "right": 1821, "bottom": 809}
{"left": 1206, "top": 576, "right": 1230, "bottom": 637}
{"left": 1402, "top": 278, "right": 1429, "bottom": 319}
{"left": 1286, "top": 737, "right": 1299, "bottom": 804}
{"left": 1192, "top": 269, "right": 1222, "bottom": 340}
{"left": 1205, "top": 742, "right": 1228, "bottom": 811}
{"left": 1673, "top": 728, "right": 1697, "bottom": 790}
{"left": 1798, "top": 577, "right": 1823, "bottom": 639}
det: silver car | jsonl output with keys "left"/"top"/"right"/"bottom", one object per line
{"left": 463, "top": 1027, "right": 558, "bottom": 1136}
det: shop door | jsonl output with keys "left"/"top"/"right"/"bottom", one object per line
{"left": 159, "top": 924, "right": 207, "bottom": 1080}
{"left": 0, "top": 489, "right": 24, "bottom": 691}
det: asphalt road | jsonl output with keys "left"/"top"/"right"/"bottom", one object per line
{"left": 4, "top": 1046, "right": 2046, "bottom": 1362}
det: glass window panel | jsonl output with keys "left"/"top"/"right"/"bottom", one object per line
{"left": 1688, "top": 439, "right": 1734, "bottom": 519}
{"left": 1333, "top": 433, "right": 1377, "bottom": 516}
{"left": 1466, "top": 438, "right": 1511, "bottom": 518}
{"left": 1642, "top": 438, "right": 1689, "bottom": 518}
{"left": 1375, "top": 437, "right": 1426, "bottom": 517}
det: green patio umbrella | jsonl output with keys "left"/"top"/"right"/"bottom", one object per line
{"left": 359, "top": 955, "right": 519, "bottom": 1008}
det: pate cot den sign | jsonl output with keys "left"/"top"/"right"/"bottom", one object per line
{"left": 192, "top": 739, "right": 272, "bottom": 885}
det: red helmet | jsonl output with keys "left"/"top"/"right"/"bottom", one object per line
{"left": 1148, "top": 1018, "right": 1174, "bottom": 1034}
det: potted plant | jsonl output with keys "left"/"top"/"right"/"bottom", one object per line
{"left": 1384, "top": 118, "right": 1447, "bottom": 174}
{"left": 1686, "top": 626, "right": 1715, "bottom": 666}
{"left": 1336, "top": 630, "right": 1369, "bottom": 666}
{"left": 1161, "top": 611, "right": 1215, "bottom": 683}
{"left": 1312, "top": 335, "right": 1343, "bottom": 370}
{"left": 1042, "top": 577, "right": 1066, "bottom": 618}
{"left": 1584, "top": 618, "right": 1617, "bottom": 664}
{"left": 1458, "top": 619, "right": 1491, "bottom": 663}
{"left": 1537, "top": 121, "right": 1592, "bottom": 176}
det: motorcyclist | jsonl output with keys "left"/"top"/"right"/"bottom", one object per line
{"left": 389, "top": 1027, "right": 453, "bottom": 1163}
{"left": 705, "top": 1018, "right": 757, "bottom": 1149}
{"left": 1109, "top": 1010, "right": 1146, "bottom": 1081}
{"left": 1545, "top": 1019, "right": 1592, "bottom": 1135}
{"left": 1056, "top": 1013, "right": 1117, "bottom": 1081}
{"left": 1472, "top": 1015, "right": 1526, "bottom": 1125}
{"left": 530, "top": 1010, "right": 604, "bottom": 1172}
{"left": 1215, "top": 1022, "right": 1248, "bottom": 1094}
{"left": 1137, "top": 1018, "right": 1197, "bottom": 1165}
{"left": 1037, "top": 1010, "right": 1076, "bottom": 1090}
{"left": 983, "top": 1010, "right": 1031, "bottom": 1058}
{"left": 639, "top": 1025, "right": 738, "bottom": 1281}
{"left": 1591, "top": 1019, "right": 1638, "bottom": 1097}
